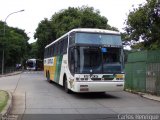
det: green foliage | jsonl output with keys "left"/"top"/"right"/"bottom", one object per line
{"left": 34, "top": 6, "right": 118, "bottom": 59}
{"left": 34, "top": 18, "right": 56, "bottom": 59}
{"left": 29, "top": 42, "right": 38, "bottom": 59}
{"left": 0, "top": 90, "right": 8, "bottom": 112}
{"left": 124, "top": 0, "right": 160, "bottom": 50}
{"left": 0, "top": 21, "right": 30, "bottom": 69}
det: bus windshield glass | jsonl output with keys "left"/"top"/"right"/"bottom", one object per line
{"left": 75, "top": 32, "right": 122, "bottom": 46}
{"left": 75, "top": 47, "right": 122, "bottom": 74}
{"left": 27, "top": 60, "right": 35, "bottom": 68}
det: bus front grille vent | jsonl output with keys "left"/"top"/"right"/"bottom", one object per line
{"left": 91, "top": 78, "right": 101, "bottom": 80}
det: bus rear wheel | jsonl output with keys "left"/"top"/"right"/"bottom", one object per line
{"left": 47, "top": 71, "right": 52, "bottom": 83}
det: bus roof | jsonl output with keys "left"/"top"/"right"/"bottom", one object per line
{"left": 27, "top": 59, "right": 36, "bottom": 61}
{"left": 45, "top": 28, "right": 120, "bottom": 48}
{"left": 27, "top": 59, "right": 42, "bottom": 61}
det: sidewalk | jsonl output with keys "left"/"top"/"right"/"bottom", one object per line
{"left": 0, "top": 71, "right": 22, "bottom": 78}
{"left": 142, "top": 93, "right": 160, "bottom": 102}
{"left": 125, "top": 89, "right": 160, "bottom": 102}
{"left": 0, "top": 71, "right": 20, "bottom": 118}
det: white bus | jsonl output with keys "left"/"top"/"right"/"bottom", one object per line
{"left": 26, "top": 59, "right": 43, "bottom": 71}
{"left": 44, "top": 28, "right": 124, "bottom": 93}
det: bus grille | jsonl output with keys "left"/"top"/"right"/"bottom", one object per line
{"left": 91, "top": 78, "right": 101, "bottom": 80}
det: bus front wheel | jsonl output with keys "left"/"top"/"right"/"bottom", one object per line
{"left": 64, "top": 76, "right": 71, "bottom": 93}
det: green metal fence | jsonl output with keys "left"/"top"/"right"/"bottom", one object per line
{"left": 125, "top": 50, "right": 160, "bottom": 95}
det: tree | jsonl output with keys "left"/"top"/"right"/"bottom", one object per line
{"left": 50, "top": 6, "right": 118, "bottom": 38}
{"left": 0, "top": 21, "right": 30, "bottom": 70}
{"left": 124, "top": 0, "right": 160, "bottom": 50}
{"left": 34, "top": 18, "right": 56, "bottom": 59}
{"left": 34, "top": 6, "right": 118, "bottom": 59}
{"left": 28, "top": 42, "right": 38, "bottom": 59}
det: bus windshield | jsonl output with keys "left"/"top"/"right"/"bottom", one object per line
{"left": 26, "top": 60, "right": 35, "bottom": 68}
{"left": 75, "top": 32, "right": 122, "bottom": 46}
{"left": 74, "top": 46, "right": 122, "bottom": 74}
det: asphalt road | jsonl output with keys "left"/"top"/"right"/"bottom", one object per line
{"left": 0, "top": 71, "right": 160, "bottom": 120}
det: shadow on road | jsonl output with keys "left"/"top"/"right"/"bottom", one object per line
{"left": 73, "top": 92, "right": 119, "bottom": 99}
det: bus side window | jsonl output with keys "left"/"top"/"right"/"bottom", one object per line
{"left": 63, "top": 37, "right": 68, "bottom": 54}
{"left": 50, "top": 47, "right": 52, "bottom": 57}
{"left": 51, "top": 45, "right": 54, "bottom": 56}
{"left": 48, "top": 47, "right": 51, "bottom": 57}
{"left": 69, "top": 32, "right": 75, "bottom": 45}
{"left": 47, "top": 48, "right": 49, "bottom": 57}
{"left": 69, "top": 47, "right": 75, "bottom": 74}
{"left": 52, "top": 44, "right": 54, "bottom": 56}
{"left": 60, "top": 40, "right": 63, "bottom": 55}
{"left": 53, "top": 44, "right": 56, "bottom": 56}
{"left": 54, "top": 43, "right": 57, "bottom": 56}
{"left": 57, "top": 42, "right": 60, "bottom": 55}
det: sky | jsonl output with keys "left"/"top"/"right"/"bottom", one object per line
{"left": 0, "top": 0, "right": 146, "bottom": 43}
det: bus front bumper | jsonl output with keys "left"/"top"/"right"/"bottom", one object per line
{"left": 71, "top": 81, "right": 124, "bottom": 93}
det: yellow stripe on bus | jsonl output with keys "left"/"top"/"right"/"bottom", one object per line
{"left": 50, "top": 57, "right": 57, "bottom": 81}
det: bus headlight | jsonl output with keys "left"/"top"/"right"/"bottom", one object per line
{"left": 76, "top": 78, "right": 80, "bottom": 81}
{"left": 76, "top": 76, "right": 89, "bottom": 81}
{"left": 116, "top": 74, "right": 124, "bottom": 80}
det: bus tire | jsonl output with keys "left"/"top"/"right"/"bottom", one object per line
{"left": 64, "top": 76, "right": 71, "bottom": 93}
{"left": 46, "top": 71, "right": 48, "bottom": 78}
{"left": 47, "top": 71, "right": 52, "bottom": 83}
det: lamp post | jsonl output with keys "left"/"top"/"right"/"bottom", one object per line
{"left": 1, "top": 9, "right": 24, "bottom": 74}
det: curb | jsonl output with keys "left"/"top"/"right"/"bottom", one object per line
{"left": 125, "top": 89, "right": 145, "bottom": 96}
{"left": 125, "top": 89, "right": 160, "bottom": 102}
{"left": 0, "top": 71, "right": 22, "bottom": 78}
{"left": 141, "top": 94, "right": 160, "bottom": 102}
{"left": 0, "top": 91, "right": 12, "bottom": 117}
